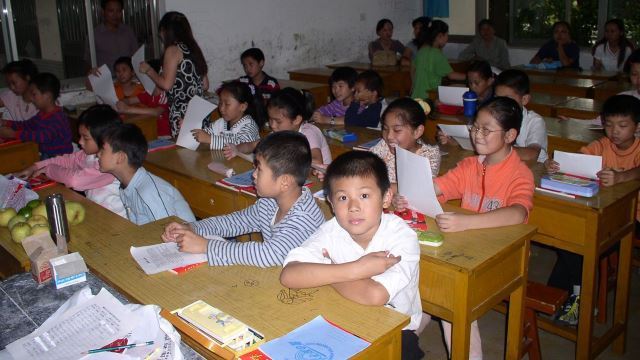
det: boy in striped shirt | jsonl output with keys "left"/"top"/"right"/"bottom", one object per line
{"left": 162, "top": 131, "right": 325, "bottom": 267}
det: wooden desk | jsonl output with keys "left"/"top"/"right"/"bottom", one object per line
{"left": 512, "top": 65, "right": 619, "bottom": 81}
{"left": 327, "top": 62, "right": 411, "bottom": 97}
{"left": 278, "top": 79, "right": 331, "bottom": 107}
{"left": 67, "top": 110, "right": 158, "bottom": 142}
{"left": 528, "top": 93, "right": 576, "bottom": 117}
{"left": 554, "top": 98, "right": 603, "bottom": 120}
{"left": 529, "top": 75, "right": 604, "bottom": 98}
{"left": 592, "top": 80, "right": 633, "bottom": 101}
{"left": 0, "top": 141, "right": 39, "bottom": 175}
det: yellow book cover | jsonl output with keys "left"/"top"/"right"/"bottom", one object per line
{"left": 177, "top": 300, "right": 248, "bottom": 345}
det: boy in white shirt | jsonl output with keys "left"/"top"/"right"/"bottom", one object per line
{"left": 280, "top": 151, "right": 423, "bottom": 359}
{"left": 494, "top": 69, "right": 548, "bottom": 163}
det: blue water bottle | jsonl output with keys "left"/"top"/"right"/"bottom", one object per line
{"left": 463, "top": 91, "right": 478, "bottom": 118}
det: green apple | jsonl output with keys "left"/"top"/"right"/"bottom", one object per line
{"left": 0, "top": 208, "right": 17, "bottom": 227}
{"left": 30, "top": 224, "right": 49, "bottom": 235}
{"left": 17, "top": 207, "right": 32, "bottom": 219}
{"left": 32, "top": 203, "right": 47, "bottom": 219}
{"left": 65, "top": 201, "right": 86, "bottom": 225}
{"left": 27, "top": 215, "right": 48, "bottom": 228}
{"left": 8, "top": 215, "right": 27, "bottom": 230}
{"left": 26, "top": 199, "right": 41, "bottom": 209}
{"left": 11, "top": 222, "right": 31, "bottom": 243}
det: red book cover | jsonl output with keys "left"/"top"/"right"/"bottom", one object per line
{"left": 28, "top": 175, "right": 56, "bottom": 190}
{"left": 168, "top": 261, "right": 206, "bottom": 275}
{"left": 0, "top": 139, "right": 21, "bottom": 148}
{"left": 239, "top": 349, "right": 272, "bottom": 360}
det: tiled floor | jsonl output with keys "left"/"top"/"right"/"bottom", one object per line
{"left": 419, "top": 244, "right": 640, "bottom": 359}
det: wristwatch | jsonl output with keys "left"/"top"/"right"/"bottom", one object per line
{"left": 330, "top": 116, "right": 336, "bottom": 125}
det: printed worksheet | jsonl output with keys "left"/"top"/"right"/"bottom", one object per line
{"left": 87, "top": 65, "right": 118, "bottom": 107}
{"left": 130, "top": 242, "right": 208, "bottom": 275}
{"left": 132, "top": 45, "right": 156, "bottom": 95}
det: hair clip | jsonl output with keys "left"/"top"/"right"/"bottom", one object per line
{"left": 414, "top": 98, "right": 432, "bottom": 115}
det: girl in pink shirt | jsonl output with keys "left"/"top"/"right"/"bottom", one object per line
{"left": 15, "top": 105, "right": 126, "bottom": 217}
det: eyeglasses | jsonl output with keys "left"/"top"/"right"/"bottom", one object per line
{"left": 468, "top": 125, "right": 505, "bottom": 137}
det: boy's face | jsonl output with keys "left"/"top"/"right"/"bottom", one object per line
{"left": 30, "top": 84, "right": 52, "bottom": 110}
{"left": 97, "top": 142, "right": 121, "bottom": 173}
{"left": 331, "top": 80, "right": 354, "bottom": 103}
{"left": 354, "top": 81, "right": 378, "bottom": 106}
{"left": 604, "top": 115, "right": 638, "bottom": 150}
{"left": 242, "top": 57, "right": 264, "bottom": 79}
{"left": 468, "top": 71, "right": 493, "bottom": 98}
{"left": 268, "top": 107, "right": 301, "bottom": 132}
{"left": 630, "top": 63, "right": 640, "bottom": 91}
{"left": 78, "top": 125, "right": 98, "bottom": 155}
{"left": 252, "top": 154, "right": 279, "bottom": 197}
{"left": 115, "top": 63, "right": 135, "bottom": 84}
{"left": 5, "top": 73, "right": 29, "bottom": 96}
{"left": 328, "top": 175, "right": 391, "bottom": 247}
{"left": 219, "top": 90, "right": 247, "bottom": 123}
{"left": 495, "top": 85, "right": 529, "bottom": 107}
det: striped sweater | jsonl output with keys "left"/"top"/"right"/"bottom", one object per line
{"left": 204, "top": 115, "right": 260, "bottom": 150}
{"left": 8, "top": 107, "right": 73, "bottom": 158}
{"left": 191, "top": 187, "right": 326, "bottom": 267}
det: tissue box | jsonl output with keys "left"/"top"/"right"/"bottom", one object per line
{"left": 50, "top": 252, "right": 88, "bottom": 289}
{"left": 21, "top": 232, "right": 61, "bottom": 284}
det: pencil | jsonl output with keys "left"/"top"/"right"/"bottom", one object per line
{"left": 83, "top": 341, "right": 154, "bottom": 354}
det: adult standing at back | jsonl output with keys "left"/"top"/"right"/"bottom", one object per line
{"left": 459, "top": 19, "right": 510, "bottom": 70}
{"left": 139, "top": 11, "right": 209, "bottom": 138}
{"left": 89, "top": 0, "right": 138, "bottom": 71}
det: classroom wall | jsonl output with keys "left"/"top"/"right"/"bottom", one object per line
{"left": 164, "top": 0, "right": 422, "bottom": 87}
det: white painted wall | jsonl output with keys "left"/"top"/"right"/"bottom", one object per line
{"left": 164, "top": 0, "right": 422, "bottom": 86}
{"left": 438, "top": 0, "right": 475, "bottom": 36}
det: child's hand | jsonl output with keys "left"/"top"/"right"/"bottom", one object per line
{"left": 191, "top": 129, "right": 211, "bottom": 144}
{"left": 436, "top": 129, "right": 452, "bottom": 145}
{"left": 435, "top": 212, "right": 470, "bottom": 232}
{"left": 116, "top": 101, "right": 129, "bottom": 112}
{"left": 87, "top": 67, "right": 102, "bottom": 77}
{"left": 356, "top": 251, "right": 401, "bottom": 277}
{"left": 544, "top": 159, "right": 560, "bottom": 173}
{"left": 392, "top": 193, "right": 408, "bottom": 211}
{"left": 223, "top": 143, "right": 238, "bottom": 160}
{"left": 311, "top": 163, "right": 328, "bottom": 181}
{"left": 161, "top": 221, "right": 191, "bottom": 242}
{"left": 139, "top": 61, "right": 151, "bottom": 75}
{"left": 14, "top": 165, "right": 38, "bottom": 180}
{"left": 597, "top": 168, "right": 620, "bottom": 187}
{"left": 172, "top": 228, "right": 208, "bottom": 254}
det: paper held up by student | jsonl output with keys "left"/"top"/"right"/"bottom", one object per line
{"left": 438, "top": 85, "right": 468, "bottom": 106}
{"left": 130, "top": 242, "right": 208, "bottom": 275}
{"left": 176, "top": 96, "right": 217, "bottom": 150}
{"left": 554, "top": 150, "right": 602, "bottom": 179}
{"left": 87, "top": 64, "right": 118, "bottom": 107}
{"left": 396, "top": 146, "right": 443, "bottom": 218}
{"left": 132, "top": 45, "right": 156, "bottom": 95}
{"left": 438, "top": 124, "right": 474, "bottom": 151}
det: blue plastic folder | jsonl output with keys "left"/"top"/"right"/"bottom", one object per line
{"left": 260, "top": 315, "right": 370, "bottom": 359}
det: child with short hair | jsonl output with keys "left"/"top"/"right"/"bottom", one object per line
{"left": 16, "top": 105, "right": 125, "bottom": 217}
{"left": 411, "top": 20, "right": 466, "bottom": 99}
{"left": 239, "top": 47, "right": 280, "bottom": 102}
{"left": 345, "top": 70, "right": 386, "bottom": 128}
{"left": 311, "top": 66, "right": 357, "bottom": 125}
{"left": 371, "top": 97, "right": 440, "bottom": 185}
{"left": 0, "top": 59, "right": 39, "bottom": 121}
{"left": 0, "top": 72, "right": 72, "bottom": 159}
{"left": 280, "top": 150, "right": 423, "bottom": 359}
{"left": 544, "top": 94, "right": 640, "bottom": 325}
{"left": 494, "top": 69, "right": 548, "bottom": 162}
{"left": 191, "top": 81, "right": 261, "bottom": 150}
{"left": 162, "top": 131, "right": 325, "bottom": 267}
{"left": 97, "top": 123, "right": 195, "bottom": 225}
{"left": 467, "top": 60, "right": 495, "bottom": 107}
{"left": 113, "top": 56, "right": 144, "bottom": 101}
{"left": 398, "top": 97, "right": 535, "bottom": 359}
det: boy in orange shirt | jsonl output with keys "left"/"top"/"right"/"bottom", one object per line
{"left": 544, "top": 94, "right": 640, "bottom": 325}
{"left": 396, "top": 97, "right": 534, "bottom": 359}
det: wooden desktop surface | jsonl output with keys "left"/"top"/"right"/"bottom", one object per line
{"left": 528, "top": 93, "right": 576, "bottom": 117}
{"left": 554, "top": 98, "right": 603, "bottom": 120}
{"left": 529, "top": 75, "right": 605, "bottom": 98}
{"left": 592, "top": 80, "right": 633, "bottom": 101}
{"left": 512, "top": 65, "right": 619, "bottom": 81}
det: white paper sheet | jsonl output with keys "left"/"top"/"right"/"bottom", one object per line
{"left": 175, "top": 96, "right": 217, "bottom": 150}
{"left": 438, "top": 124, "right": 474, "bottom": 151}
{"left": 87, "top": 64, "right": 118, "bottom": 107}
{"left": 130, "top": 242, "right": 208, "bottom": 275}
{"left": 438, "top": 86, "right": 469, "bottom": 106}
{"left": 6, "top": 288, "right": 137, "bottom": 360}
{"left": 554, "top": 150, "right": 602, "bottom": 179}
{"left": 396, "top": 146, "right": 444, "bottom": 218}
{"left": 132, "top": 45, "right": 156, "bottom": 95}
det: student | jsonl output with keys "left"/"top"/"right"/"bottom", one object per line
{"left": 116, "top": 59, "right": 171, "bottom": 137}
{"left": 622, "top": 50, "right": 640, "bottom": 99}
{"left": 113, "top": 56, "right": 144, "bottom": 101}
{"left": 411, "top": 20, "right": 466, "bottom": 99}
{"left": 592, "top": 19, "right": 634, "bottom": 72}
{"left": 191, "top": 81, "right": 260, "bottom": 150}
{"left": 280, "top": 151, "right": 424, "bottom": 360}
{"left": 161, "top": 131, "right": 325, "bottom": 267}
{"left": 345, "top": 70, "right": 386, "bottom": 128}
{"left": 400, "top": 97, "right": 534, "bottom": 359}
{"left": 466, "top": 60, "right": 495, "bottom": 107}
{"left": 371, "top": 97, "right": 440, "bottom": 186}
{"left": 401, "top": 16, "right": 431, "bottom": 66}
{"left": 311, "top": 66, "right": 357, "bottom": 125}
{"left": 0, "top": 73, "right": 72, "bottom": 159}
{"left": 97, "top": 123, "right": 195, "bottom": 225}
{"left": 530, "top": 21, "right": 580, "bottom": 69}
{"left": 494, "top": 69, "right": 548, "bottom": 163}
{"left": 544, "top": 94, "right": 640, "bottom": 325}
{"left": 15, "top": 105, "right": 125, "bottom": 217}
{"left": 0, "top": 59, "right": 39, "bottom": 121}
{"left": 368, "top": 19, "right": 405, "bottom": 65}
{"left": 239, "top": 47, "right": 280, "bottom": 102}
{"left": 139, "top": 11, "right": 209, "bottom": 137}
{"left": 459, "top": 19, "right": 511, "bottom": 70}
